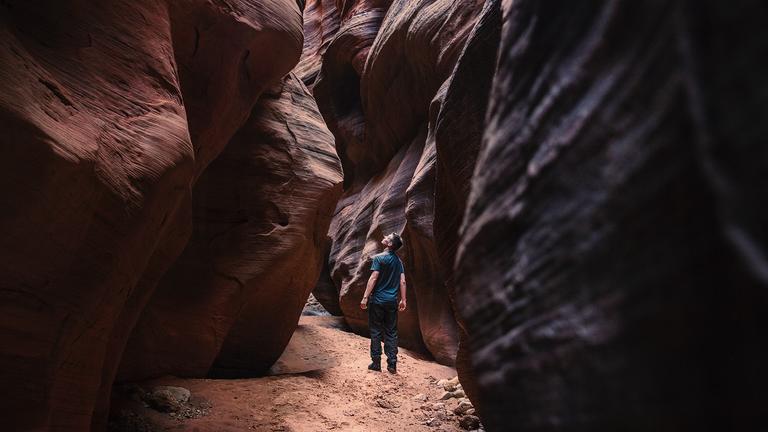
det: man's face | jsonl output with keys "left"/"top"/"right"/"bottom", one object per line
{"left": 382, "top": 234, "right": 393, "bottom": 247}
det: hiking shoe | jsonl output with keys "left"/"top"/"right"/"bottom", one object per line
{"left": 387, "top": 365, "right": 397, "bottom": 374}
{"left": 368, "top": 362, "right": 381, "bottom": 371}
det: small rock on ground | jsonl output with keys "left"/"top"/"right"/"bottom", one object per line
{"left": 453, "top": 400, "right": 473, "bottom": 415}
{"left": 143, "top": 386, "right": 193, "bottom": 414}
{"left": 375, "top": 397, "right": 399, "bottom": 409}
{"left": 151, "top": 386, "right": 190, "bottom": 404}
{"left": 459, "top": 415, "right": 481, "bottom": 430}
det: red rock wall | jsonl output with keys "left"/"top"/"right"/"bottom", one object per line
{"left": 295, "top": 0, "right": 340, "bottom": 87}
{"left": 0, "top": 0, "right": 337, "bottom": 430}
{"left": 308, "top": 0, "right": 488, "bottom": 363}
{"left": 117, "top": 73, "right": 342, "bottom": 381}
{"left": 302, "top": 0, "right": 507, "bottom": 369}
{"left": 4, "top": 0, "right": 765, "bottom": 429}
{"left": 308, "top": 1, "right": 768, "bottom": 430}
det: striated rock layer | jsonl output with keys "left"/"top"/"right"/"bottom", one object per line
{"left": 118, "top": 73, "right": 342, "bottom": 381}
{"left": 309, "top": 0, "right": 768, "bottom": 429}
{"left": 310, "top": 0, "right": 490, "bottom": 363}
{"left": 453, "top": 0, "right": 768, "bottom": 430}
{"left": 0, "top": 0, "right": 312, "bottom": 430}
{"left": 429, "top": 0, "right": 501, "bottom": 409}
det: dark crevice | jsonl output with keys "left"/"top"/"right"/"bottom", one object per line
{"left": 192, "top": 26, "right": 200, "bottom": 57}
{"left": 241, "top": 49, "right": 251, "bottom": 82}
{"left": 38, "top": 78, "right": 74, "bottom": 107}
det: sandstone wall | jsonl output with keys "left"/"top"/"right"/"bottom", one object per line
{"left": 3, "top": 0, "right": 766, "bottom": 430}
{"left": 118, "top": 73, "right": 342, "bottom": 381}
{"left": 453, "top": 0, "right": 768, "bottom": 430}
{"left": 307, "top": 1, "right": 768, "bottom": 430}
{"left": 309, "top": 0, "right": 489, "bottom": 364}
{"left": 0, "top": 1, "right": 341, "bottom": 430}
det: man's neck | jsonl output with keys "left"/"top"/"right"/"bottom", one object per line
{"left": 384, "top": 247, "right": 393, "bottom": 253}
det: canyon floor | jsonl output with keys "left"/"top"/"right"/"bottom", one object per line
{"left": 110, "top": 316, "right": 471, "bottom": 432}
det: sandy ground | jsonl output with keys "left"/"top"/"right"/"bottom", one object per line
{"left": 110, "top": 316, "right": 471, "bottom": 432}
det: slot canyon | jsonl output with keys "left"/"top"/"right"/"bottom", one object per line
{"left": 1, "top": 0, "right": 766, "bottom": 431}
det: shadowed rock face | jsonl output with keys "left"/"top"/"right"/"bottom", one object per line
{"left": 453, "top": 0, "right": 768, "bottom": 430}
{"left": 308, "top": 0, "right": 768, "bottom": 429}
{"left": 0, "top": 0, "right": 309, "bottom": 430}
{"left": 429, "top": 0, "right": 501, "bottom": 409}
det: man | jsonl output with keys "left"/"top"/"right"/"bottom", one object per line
{"left": 360, "top": 232, "right": 406, "bottom": 374}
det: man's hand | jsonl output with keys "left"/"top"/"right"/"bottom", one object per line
{"left": 398, "top": 299, "right": 407, "bottom": 312}
{"left": 360, "top": 296, "right": 368, "bottom": 310}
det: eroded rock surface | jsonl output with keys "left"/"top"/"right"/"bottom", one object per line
{"left": 211, "top": 73, "right": 342, "bottom": 377}
{"left": 453, "top": 1, "right": 768, "bottom": 430}
{"left": 428, "top": 0, "right": 501, "bottom": 408}
{"left": 0, "top": 0, "right": 308, "bottom": 429}
{"left": 295, "top": 0, "right": 340, "bottom": 87}
{"left": 118, "top": 72, "right": 342, "bottom": 381}
{"left": 309, "top": 1, "right": 768, "bottom": 430}
{"left": 309, "top": 0, "right": 490, "bottom": 364}
{"left": 4, "top": 0, "right": 766, "bottom": 430}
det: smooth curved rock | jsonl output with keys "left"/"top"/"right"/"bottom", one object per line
{"left": 0, "top": 4, "right": 191, "bottom": 430}
{"left": 312, "top": 0, "right": 487, "bottom": 363}
{"left": 118, "top": 73, "right": 342, "bottom": 380}
{"left": 363, "top": 0, "right": 487, "bottom": 366}
{"left": 0, "top": 1, "right": 304, "bottom": 430}
{"left": 430, "top": 0, "right": 502, "bottom": 407}
{"left": 359, "top": 0, "right": 485, "bottom": 176}
{"left": 295, "top": 0, "right": 339, "bottom": 87}
{"left": 327, "top": 130, "right": 428, "bottom": 352}
{"left": 95, "top": 0, "right": 304, "bottom": 426}
{"left": 313, "top": 1, "right": 390, "bottom": 187}
{"left": 211, "top": 73, "right": 343, "bottom": 376}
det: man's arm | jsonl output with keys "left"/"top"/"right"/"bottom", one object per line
{"left": 360, "top": 271, "right": 379, "bottom": 310}
{"left": 398, "top": 273, "right": 407, "bottom": 311}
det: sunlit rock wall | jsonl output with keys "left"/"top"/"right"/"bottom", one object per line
{"left": 310, "top": 0, "right": 489, "bottom": 363}
{"left": 118, "top": 73, "right": 342, "bottom": 381}
{"left": 0, "top": 0, "right": 338, "bottom": 429}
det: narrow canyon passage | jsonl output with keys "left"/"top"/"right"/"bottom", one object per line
{"left": 2, "top": 0, "right": 767, "bottom": 431}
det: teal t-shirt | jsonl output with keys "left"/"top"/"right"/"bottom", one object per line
{"left": 370, "top": 251, "right": 404, "bottom": 304}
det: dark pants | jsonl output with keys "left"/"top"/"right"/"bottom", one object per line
{"left": 368, "top": 302, "right": 398, "bottom": 366}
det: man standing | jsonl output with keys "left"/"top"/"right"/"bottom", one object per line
{"left": 360, "top": 232, "right": 406, "bottom": 373}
